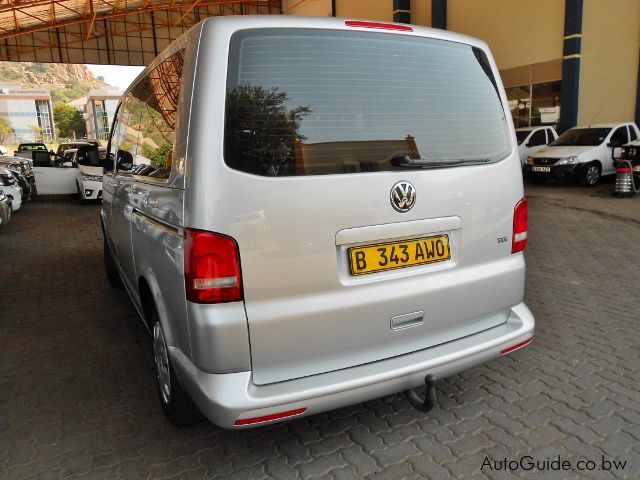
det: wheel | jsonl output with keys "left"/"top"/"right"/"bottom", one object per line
{"left": 580, "top": 162, "right": 601, "bottom": 187}
{"left": 103, "top": 237, "right": 123, "bottom": 287}
{"left": 152, "top": 318, "right": 203, "bottom": 426}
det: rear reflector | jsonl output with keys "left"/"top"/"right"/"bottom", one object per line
{"left": 345, "top": 20, "right": 413, "bottom": 32}
{"left": 512, "top": 197, "right": 528, "bottom": 253}
{"left": 500, "top": 338, "right": 532, "bottom": 355}
{"left": 184, "top": 228, "right": 243, "bottom": 304}
{"left": 234, "top": 408, "right": 307, "bottom": 426}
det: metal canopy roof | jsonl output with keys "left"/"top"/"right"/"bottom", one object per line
{"left": 0, "top": 0, "right": 280, "bottom": 64}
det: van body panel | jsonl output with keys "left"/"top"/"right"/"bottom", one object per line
{"left": 184, "top": 18, "right": 525, "bottom": 385}
{"left": 103, "top": 16, "right": 534, "bottom": 427}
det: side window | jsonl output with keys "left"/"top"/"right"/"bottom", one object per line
{"left": 546, "top": 129, "right": 556, "bottom": 143}
{"left": 610, "top": 127, "right": 629, "bottom": 147}
{"left": 529, "top": 129, "right": 546, "bottom": 147}
{"left": 127, "top": 49, "right": 184, "bottom": 180}
{"left": 628, "top": 126, "right": 638, "bottom": 142}
{"left": 111, "top": 95, "right": 140, "bottom": 174}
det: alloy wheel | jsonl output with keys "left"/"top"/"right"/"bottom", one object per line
{"left": 153, "top": 322, "right": 171, "bottom": 405}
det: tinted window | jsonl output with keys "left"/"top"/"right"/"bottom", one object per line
{"left": 76, "top": 147, "right": 102, "bottom": 167}
{"left": 529, "top": 129, "right": 546, "bottom": 146}
{"left": 516, "top": 130, "right": 531, "bottom": 145}
{"left": 551, "top": 128, "right": 611, "bottom": 147}
{"left": 629, "top": 126, "right": 638, "bottom": 142}
{"left": 610, "top": 126, "right": 628, "bottom": 146}
{"left": 225, "top": 29, "right": 510, "bottom": 177}
{"left": 546, "top": 129, "right": 556, "bottom": 141}
{"left": 110, "top": 50, "right": 184, "bottom": 179}
{"left": 110, "top": 94, "right": 140, "bottom": 173}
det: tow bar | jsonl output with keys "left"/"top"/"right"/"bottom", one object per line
{"left": 404, "top": 374, "right": 437, "bottom": 412}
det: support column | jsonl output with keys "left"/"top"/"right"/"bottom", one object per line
{"left": 636, "top": 50, "right": 640, "bottom": 126}
{"left": 431, "top": 0, "right": 447, "bottom": 30}
{"left": 393, "top": 0, "right": 410, "bottom": 24}
{"left": 558, "top": 0, "right": 583, "bottom": 133}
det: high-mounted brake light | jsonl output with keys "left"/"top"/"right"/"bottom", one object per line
{"left": 234, "top": 408, "right": 307, "bottom": 426}
{"left": 184, "top": 228, "right": 243, "bottom": 304}
{"left": 512, "top": 197, "right": 528, "bottom": 253}
{"left": 345, "top": 20, "right": 413, "bottom": 32}
{"left": 500, "top": 338, "right": 532, "bottom": 355}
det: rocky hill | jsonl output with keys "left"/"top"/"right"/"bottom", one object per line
{"left": 0, "top": 62, "right": 107, "bottom": 104}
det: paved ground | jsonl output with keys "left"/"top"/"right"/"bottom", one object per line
{"left": 1, "top": 179, "right": 639, "bottom": 479}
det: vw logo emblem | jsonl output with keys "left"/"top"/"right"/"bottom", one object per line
{"left": 390, "top": 181, "right": 416, "bottom": 213}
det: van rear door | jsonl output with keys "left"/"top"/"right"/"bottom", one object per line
{"left": 218, "top": 27, "right": 523, "bottom": 385}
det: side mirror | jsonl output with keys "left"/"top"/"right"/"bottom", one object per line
{"left": 525, "top": 142, "right": 531, "bottom": 147}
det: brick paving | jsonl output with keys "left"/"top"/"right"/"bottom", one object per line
{"left": 1, "top": 181, "right": 639, "bottom": 479}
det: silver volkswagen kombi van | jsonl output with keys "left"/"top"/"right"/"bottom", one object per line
{"left": 102, "top": 16, "right": 534, "bottom": 428}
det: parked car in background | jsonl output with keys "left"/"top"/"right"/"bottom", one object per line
{"left": 5, "top": 169, "right": 32, "bottom": 202}
{"left": 0, "top": 189, "right": 11, "bottom": 230}
{"left": 14, "top": 142, "right": 48, "bottom": 159}
{"left": 0, "top": 158, "right": 36, "bottom": 201}
{"left": 0, "top": 168, "right": 22, "bottom": 211}
{"left": 68, "top": 145, "right": 104, "bottom": 202}
{"left": 524, "top": 122, "right": 640, "bottom": 186}
{"left": 103, "top": 17, "right": 534, "bottom": 429}
{"left": 31, "top": 150, "right": 77, "bottom": 195}
{"left": 56, "top": 141, "right": 100, "bottom": 158}
{"left": 516, "top": 126, "right": 558, "bottom": 166}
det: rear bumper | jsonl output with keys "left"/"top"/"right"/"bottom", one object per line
{"left": 170, "top": 301, "right": 535, "bottom": 429}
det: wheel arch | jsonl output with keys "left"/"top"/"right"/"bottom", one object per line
{"left": 137, "top": 271, "right": 178, "bottom": 348}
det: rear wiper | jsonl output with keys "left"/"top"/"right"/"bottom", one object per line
{"left": 391, "top": 155, "right": 491, "bottom": 168}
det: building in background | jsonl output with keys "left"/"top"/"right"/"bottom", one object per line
{"left": 70, "top": 86, "right": 121, "bottom": 141}
{"left": 282, "top": 0, "right": 640, "bottom": 132}
{"left": 0, "top": 83, "right": 55, "bottom": 143}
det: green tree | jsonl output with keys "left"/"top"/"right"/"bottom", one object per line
{"left": 53, "top": 103, "right": 86, "bottom": 139}
{"left": 224, "top": 85, "right": 311, "bottom": 176}
{"left": 0, "top": 116, "right": 14, "bottom": 143}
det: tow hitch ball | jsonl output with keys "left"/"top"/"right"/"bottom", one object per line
{"left": 404, "top": 374, "right": 437, "bottom": 412}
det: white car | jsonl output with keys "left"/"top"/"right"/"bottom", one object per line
{"left": 0, "top": 168, "right": 23, "bottom": 211}
{"left": 69, "top": 147, "right": 105, "bottom": 202}
{"left": 515, "top": 126, "right": 558, "bottom": 166}
{"left": 31, "top": 150, "right": 77, "bottom": 195}
{"left": 525, "top": 122, "right": 640, "bottom": 186}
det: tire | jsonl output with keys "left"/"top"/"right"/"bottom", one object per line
{"left": 152, "top": 318, "right": 204, "bottom": 426}
{"left": 580, "top": 162, "right": 601, "bottom": 187}
{"left": 103, "top": 237, "right": 123, "bottom": 287}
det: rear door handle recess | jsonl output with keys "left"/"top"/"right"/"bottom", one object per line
{"left": 390, "top": 311, "right": 424, "bottom": 330}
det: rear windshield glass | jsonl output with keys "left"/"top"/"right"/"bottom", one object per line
{"left": 516, "top": 131, "right": 531, "bottom": 145}
{"left": 225, "top": 29, "right": 510, "bottom": 176}
{"left": 551, "top": 128, "right": 611, "bottom": 147}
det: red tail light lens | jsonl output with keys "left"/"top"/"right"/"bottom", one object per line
{"left": 512, "top": 197, "right": 528, "bottom": 253}
{"left": 184, "top": 228, "right": 243, "bottom": 304}
{"left": 234, "top": 408, "right": 307, "bottom": 426}
{"left": 344, "top": 20, "right": 413, "bottom": 32}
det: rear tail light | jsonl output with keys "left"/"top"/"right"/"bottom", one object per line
{"left": 512, "top": 197, "right": 528, "bottom": 253}
{"left": 344, "top": 20, "right": 413, "bottom": 32}
{"left": 184, "top": 228, "right": 243, "bottom": 304}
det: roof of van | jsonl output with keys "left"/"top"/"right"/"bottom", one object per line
{"left": 202, "top": 15, "right": 491, "bottom": 51}
{"left": 515, "top": 126, "right": 546, "bottom": 131}
{"left": 127, "top": 15, "right": 495, "bottom": 93}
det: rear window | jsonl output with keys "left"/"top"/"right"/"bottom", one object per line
{"left": 224, "top": 29, "right": 510, "bottom": 177}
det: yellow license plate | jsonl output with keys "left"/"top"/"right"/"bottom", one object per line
{"left": 348, "top": 235, "right": 451, "bottom": 275}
